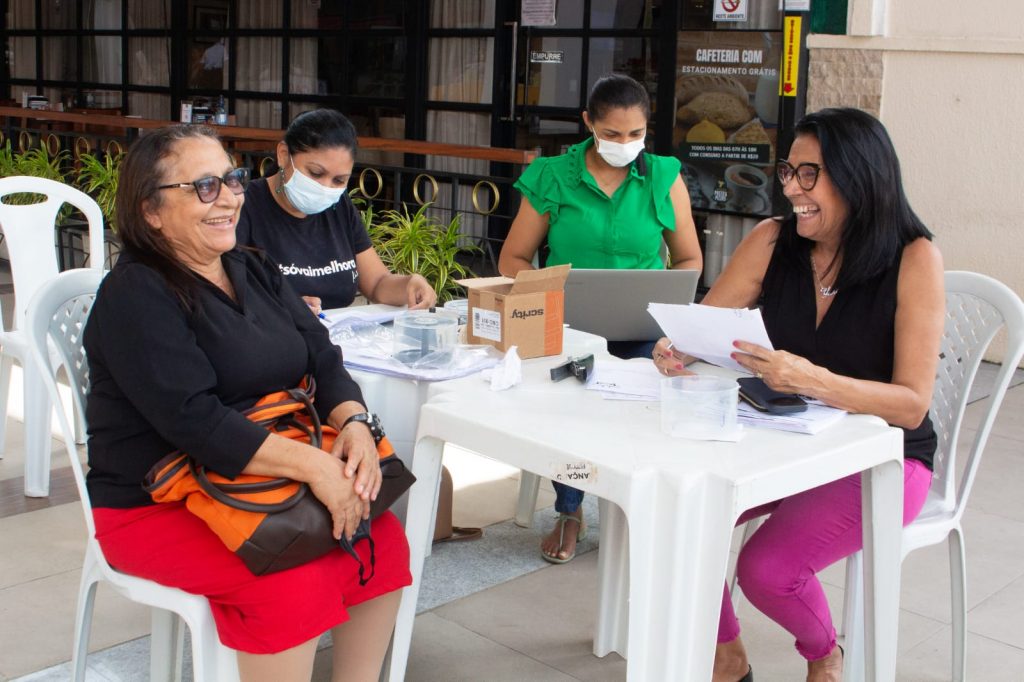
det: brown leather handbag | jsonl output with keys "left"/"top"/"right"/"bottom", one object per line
{"left": 143, "top": 378, "right": 415, "bottom": 580}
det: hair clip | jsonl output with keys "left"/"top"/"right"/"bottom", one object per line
{"left": 550, "top": 354, "right": 594, "bottom": 383}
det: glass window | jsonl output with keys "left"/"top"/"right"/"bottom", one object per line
{"left": 191, "top": 0, "right": 231, "bottom": 30}
{"left": 236, "top": 0, "right": 277, "bottom": 28}
{"left": 587, "top": 37, "right": 658, "bottom": 115}
{"left": 287, "top": 101, "right": 318, "bottom": 125}
{"left": 515, "top": 114, "right": 581, "bottom": 157}
{"left": 524, "top": 37, "right": 583, "bottom": 109}
{"left": 129, "top": 0, "right": 172, "bottom": 29}
{"left": 430, "top": 0, "right": 495, "bottom": 29}
{"left": 428, "top": 38, "right": 494, "bottom": 104}
{"left": 591, "top": 0, "right": 660, "bottom": 29}
{"left": 83, "top": 89, "right": 123, "bottom": 110}
{"left": 7, "top": 0, "right": 35, "bottom": 29}
{"left": 129, "top": 92, "right": 170, "bottom": 120}
{"left": 9, "top": 37, "right": 37, "bottom": 79}
{"left": 238, "top": 98, "right": 281, "bottom": 129}
{"left": 189, "top": 38, "right": 229, "bottom": 90}
{"left": 41, "top": 0, "right": 77, "bottom": 29}
{"left": 129, "top": 38, "right": 171, "bottom": 86}
{"left": 351, "top": 37, "right": 406, "bottom": 98}
{"left": 291, "top": 0, "right": 321, "bottom": 28}
{"left": 236, "top": 38, "right": 282, "bottom": 93}
{"left": 350, "top": 1, "right": 406, "bottom": 28}
{"left": 554, "top": 0, "right": 584, "bottom": 28}
{"left": 291, "top": 40, "right": 321, "bottom": 95}
{"left": 42, "top": 37, "right": 76, "bottom": 82}
{"left": 84, "top": 37, "right": 123, "bottom": 85}
{"left": 87, "top": 2, "right": 122, "bottom": 30}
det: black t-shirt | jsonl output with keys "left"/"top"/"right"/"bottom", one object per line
{"left": 236, "top": 177, "right": 373, "bottom": 309}
{"left": 83, "top": 248, "right": 365, "bottom": 508}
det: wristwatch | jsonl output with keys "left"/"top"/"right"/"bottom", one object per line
{"left": 341, "top": 412, "right": 385, "bottom": 444}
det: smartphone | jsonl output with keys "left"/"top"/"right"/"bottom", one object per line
{"left": 737, "top": 377, "right": 808, "bottom": 415}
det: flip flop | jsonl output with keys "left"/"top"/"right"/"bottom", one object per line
{"left": 433, "top": 525, "right": 483, "bottom": 544}
{"left": 541, "top": 513, "right": 587, "bottom": 564}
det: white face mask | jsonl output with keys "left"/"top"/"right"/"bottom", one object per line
{"left": 592, "top": 131, "right": 646, "bottom": 168}
{"left": 282, "top": 160, "right": 346, "bottom": 215}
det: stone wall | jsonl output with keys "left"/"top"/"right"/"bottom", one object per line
{"left": 806, "top": 48, "right": 883, "bottom": 115}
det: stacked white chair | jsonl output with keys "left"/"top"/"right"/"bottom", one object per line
{"left": 0, "top": 175, "right": 106, "bottom": 496}
{"left": 26, "top": 268, "right": 239, "bottom": 681}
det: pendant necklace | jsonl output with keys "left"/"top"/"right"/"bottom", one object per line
{"left": 810, "top": 252, "right": 838, "bottom": 298}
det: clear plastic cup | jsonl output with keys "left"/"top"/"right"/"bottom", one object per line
{"left": 660, "top": 376, "right": 739, "bottom": 439}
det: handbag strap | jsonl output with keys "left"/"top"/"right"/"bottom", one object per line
{"left": 187, "top": 376, "right": 323, "bottom": 514}
{"left": 188, "top": 457, "right": 309, "bottom": 514}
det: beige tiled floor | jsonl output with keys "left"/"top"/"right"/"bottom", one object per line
{"left": 2, "top": 385, "right": 1024, "bottom": 680}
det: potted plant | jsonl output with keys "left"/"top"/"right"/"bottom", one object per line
{"left": 75, "top": 150, "right": 123, "bottom": 233}
{"left": 369, "top": 202, "right": 480, "bottom": 304}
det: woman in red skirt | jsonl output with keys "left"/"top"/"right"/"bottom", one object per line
{"left": 84, "top": 125, "right": 411, "bottom": 681}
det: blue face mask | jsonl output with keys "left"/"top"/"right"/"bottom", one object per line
{"left": 282, "top": 160, "right": 346, "bottom": 215}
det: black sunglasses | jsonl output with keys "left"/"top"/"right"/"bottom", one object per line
{"left": 776, "top": 160, "right": 824, "bottom": 191}
{"left": 157, "top": 167, "right": 250, "bottom": 203}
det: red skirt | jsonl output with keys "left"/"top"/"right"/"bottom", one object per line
{"left": 93, "top": 502, "right": 411, "bottom": 654}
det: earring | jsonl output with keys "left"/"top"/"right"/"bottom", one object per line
{"left": 275, "top": 167, "right": 285, "bottom": 195}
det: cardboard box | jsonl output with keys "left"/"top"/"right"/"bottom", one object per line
{"left": 458, "top": 264, "right": 570, "bottom": 359}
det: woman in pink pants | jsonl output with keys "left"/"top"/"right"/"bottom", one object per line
{"left": 653, "top": 108, "right": 944, "bottom": 682}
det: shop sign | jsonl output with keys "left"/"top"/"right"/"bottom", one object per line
{"left": 713, "top": 0, "right": 748, "bottom": 22}
{"left": 674, "top": 31, "right": 782, "bottom": 216}
{"left": 530, "top": 50, "right": 564, "bottom": 64}
{"left": 782, "top": 16, "right": 802, "bottom": 97}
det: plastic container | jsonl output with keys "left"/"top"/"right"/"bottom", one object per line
{"left": 660, "top": 376, "right": 739, "bottom": 439}
{"left": 392, "top": 309, "right": 458, "bottom": 367}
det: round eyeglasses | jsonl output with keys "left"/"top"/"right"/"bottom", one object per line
{"left": 776, "top": 160, "right": 824, "bottom": 191}
{"left": 157, "top": 167, "right": 250, "bottom": 203}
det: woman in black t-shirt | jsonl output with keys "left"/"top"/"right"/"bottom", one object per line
{"left": 237, "top": 109, "right": 436, "bottom": 312}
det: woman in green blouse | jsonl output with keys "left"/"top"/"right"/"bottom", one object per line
{"left": 499, "top": 74, "right": 703, "bottom": 564}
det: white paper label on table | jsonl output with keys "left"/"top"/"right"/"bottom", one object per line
{"left": 551, "top": 461, "right": 598, "bottom": 485}
{"left": 648, "top": 303, "right": 774, "bottom": 372}
{"left": 472, "top": 308, "right": 502, "bottom": 341}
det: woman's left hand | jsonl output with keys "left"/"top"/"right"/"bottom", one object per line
{"left": 331, "top": 423, "right": 382, "bottom": 512}
{"left": 731, "top": 340, "right": 819, "bottom": 394}
{"left": 406, "top": 274, "right": 437, "bottom": 309}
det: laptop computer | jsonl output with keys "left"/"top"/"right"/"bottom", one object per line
{"left": 563, "top": 268, "right": 701, "bottom": 342}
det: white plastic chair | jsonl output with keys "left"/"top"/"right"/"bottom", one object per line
{"left": 729, "top": 270, "right": 1024, "bottom": 681}
{"left": 840, "top": 270, "right": 1024, "bottom": 681}
{"left": 25, "top": 268, "right": 239, "bottom": 682}
{"left": 0, "top": 175, "right": 106, "bottom": 496}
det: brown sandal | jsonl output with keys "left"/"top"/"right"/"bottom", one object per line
{"left": 433, "top": 525, "right": 483, "bottom": 544}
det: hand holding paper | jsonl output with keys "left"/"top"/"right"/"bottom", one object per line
{"left": 647, "top": 303, "right": 774, "bottom": 372}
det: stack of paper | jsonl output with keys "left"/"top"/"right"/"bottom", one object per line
{"left": 584, "top": 360, "right": 661, "bottom": 401}
{"left": 647, "top": 303, "right": 773, "bottom": 372}
{"left": 736, "top": 401, "right": 847, "bottom": 435}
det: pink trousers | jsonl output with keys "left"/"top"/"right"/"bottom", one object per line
{"left": 717, "top": 458, "right": 932, "bottom": 660}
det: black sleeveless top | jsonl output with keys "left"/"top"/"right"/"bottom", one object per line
{"left": 761, "top": 237, "right": 936, "bottom": 469}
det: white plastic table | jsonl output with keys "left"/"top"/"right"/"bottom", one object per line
{"left": 388, "top": 357, "right": 905, "bottom": 682}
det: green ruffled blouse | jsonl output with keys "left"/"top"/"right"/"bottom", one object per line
{"left": 513, "top": 136, "right": 680, "bottom": 270}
